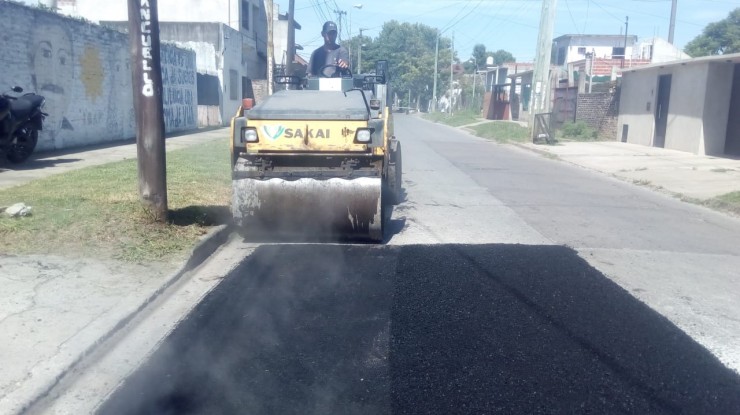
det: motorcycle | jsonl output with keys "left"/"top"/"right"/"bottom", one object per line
{"left": 0, "top": 86, "right": 46, "bottom": 163}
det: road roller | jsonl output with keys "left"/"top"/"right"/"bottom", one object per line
{"left": 230, "top": 60, "right": 402, "bottom": 242}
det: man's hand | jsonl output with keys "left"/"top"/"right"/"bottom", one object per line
{"left": 337, "top": 59, "right": 349, "bottom": 69}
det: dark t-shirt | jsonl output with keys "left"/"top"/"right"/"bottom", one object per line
{"left": 308, "top": 44, "right": 349, "bottom": 76}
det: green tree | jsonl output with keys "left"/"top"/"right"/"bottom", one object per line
{"left": 684, "top": 8, "right": 740, "bottom": 57}
{"left": 491, "top": 49, "right": 515, "bottom": 65}
{"left": 472, "top": 44, "right": 488, "bottom": 68}
{"left": 352, "top": 21, "right": 454, "bottom": 109}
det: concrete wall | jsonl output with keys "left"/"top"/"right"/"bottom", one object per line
{"left": 0, "top": 2, "right": 197, "bottom": 151}
{"left": 702, "top": 62, "right": 733, "bottom": 156}
{"left": 725, "top": 65, "right": 740, "bottom": 156}
{"left": 103, "top": 21, "right": 260, "bottom": 127}
{"left": 619, "top": 60, "right": 735, "bottom": 155}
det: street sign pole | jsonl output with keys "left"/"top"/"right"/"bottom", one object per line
{"left": 127, "top": 0, "right": 168, "bottom": 222}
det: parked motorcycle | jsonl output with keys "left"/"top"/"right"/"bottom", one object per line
{"left": 0, "top": 86, "right": 46, "bottom": 163}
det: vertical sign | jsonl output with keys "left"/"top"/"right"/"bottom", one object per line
{"left": 128, "top": 0, "right": 168, "bottom": 221}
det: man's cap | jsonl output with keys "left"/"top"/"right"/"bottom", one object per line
{"left": 322, "top": 21, "right": 338, "bottom": 34}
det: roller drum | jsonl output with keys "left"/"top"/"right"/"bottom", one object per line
{"left": 232, "top": 176, "right": 383, "bottom": 242}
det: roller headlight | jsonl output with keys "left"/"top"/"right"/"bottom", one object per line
{"left": 242, "top": 127, "right": 258, "bottom": 143}
{"left": 355, "top": 128, "right": 372, "bottom": 143}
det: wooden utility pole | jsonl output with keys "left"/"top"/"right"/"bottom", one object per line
{"left": 127, "top": 0, "right": 167, "bottom": 222}
{"left": 450, "top": 31, "right": 454, "bottom": 116}
{"left": 286, "top": 0, "right": 295, "bottom": 78}
{"left": 265, "top": 0, "right": 274, "bottom": 95}
{"left": 668, "top": 0, "right": 677, "bottom": 44}
{"left": 358, "top": 28, "right": 365, "bottom": 73}
{"left": 530, "top": 0, "right": 558, "bottom": 124}
{"left": 432, "top": 30, "right": 439, "bottom": 112}
{"left": 622, "top": 16, "right": 629, "bottom": 68}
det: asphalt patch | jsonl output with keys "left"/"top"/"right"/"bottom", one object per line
{"left": 99, "top": 244, "right": 740, "bottom": 414}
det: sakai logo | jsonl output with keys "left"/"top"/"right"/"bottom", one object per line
{"left": 262, "top": 125, "right": 285, "bottom": 141}
{"left": 260, "top": 126, "right": 332, "bottom": 140}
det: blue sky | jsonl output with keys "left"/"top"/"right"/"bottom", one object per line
{"left": 281, "top": 0, "right": 739, "bottom": 62}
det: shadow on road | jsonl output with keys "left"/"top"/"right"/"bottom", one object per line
{"left": 100, "top": 244, "right": 740, "bottom": 415}
{"left": 0, "top": 157, "right": 82, "bottom": 171}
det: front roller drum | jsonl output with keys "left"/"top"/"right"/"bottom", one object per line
{"left": 232, "top": 177, "right": 383, "bottom": 242}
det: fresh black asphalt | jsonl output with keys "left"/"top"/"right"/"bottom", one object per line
{"left": 99, "top": 244, "right": 740, "bottom": 414}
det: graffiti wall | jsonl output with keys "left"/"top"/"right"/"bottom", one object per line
{"left": 0, "top": 2, "right": 197, "bottom": 151}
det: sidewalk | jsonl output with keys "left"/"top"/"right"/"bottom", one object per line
{"left": 0, "top": 128, "right": 231, "bottom": 414}
{"left": 516, "top": 140, "right": 740, "bottom": 201}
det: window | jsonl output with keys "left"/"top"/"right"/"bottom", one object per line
{"left": 229, "top": 69, "right": 238, "bottom": 100}
{"left": 612, "top": 47, "right": 626, "bottom": 58}
{"left": 578, "top": 47, "right": 586, "bottom": 55}
{"left": 241, "top": 0, "right": 249, "bottom": 30}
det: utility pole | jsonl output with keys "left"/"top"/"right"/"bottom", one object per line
{"left": 286, "top": 0, "right": 295, "bottom": 78}
{"left": 471, "top": 64, "right": 477, "bottom": 111}
{"left": 358, "top": 28, "right": 365, "bottom": 73}
{"left": 334, "top": 9, "right": 347, "bottom": 42}
{"left": 622, "top": 16, "right": 629, "bottom": 68}
{"left": 266, "top": 0, "right": 274, "bottom": 95}
{"left": 127, "top": 0, "right": 168, "bottom": 221}
{"left": 450, "top": 31, "right": 454, "bottom": 116}
{"left": 668, "top": 0, "right": 677, "bottom": 44}
{"left": 432, "top": 30, "right": 439, "bottom": 112}
{"left": 530, "top": 0, "right": 558, "bottom": 127}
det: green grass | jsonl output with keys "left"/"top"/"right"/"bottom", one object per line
{"left": 470, "top": 121, "right": 530, "bottom": 144}
{"left": 705, "top": 191, "right": 740, "bottom": 216}
{"left": 422, "top": 110, "right": 483, "bottom": 127}
{"left": 0, "top": 139, "right": 231, "bottom": 263}
{"left": 557, "top": 121, "right": 599, "bottom": 141}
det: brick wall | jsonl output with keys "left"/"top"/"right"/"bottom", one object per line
{"left": 571, "top": 58, "right": 652, "bottom": 76}
{"left": 576, "top": 86, "right": 620, "bottom": 140}
{"left": 0, "top": 2, "right": 197, "bottom": 151}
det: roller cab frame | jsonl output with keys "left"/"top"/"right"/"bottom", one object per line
{"left": 230, "top": 60, "right": 402, "bottom": 242}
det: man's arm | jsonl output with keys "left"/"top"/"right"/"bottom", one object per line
{"left": 336, "top": 46, "right": 350, "bottom": 69}
{"left": 307, "top": 50, "right": 316, "bottom": 76}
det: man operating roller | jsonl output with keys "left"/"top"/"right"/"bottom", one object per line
{"left": 308, "top": 21, "right": 350, "bottom": 77}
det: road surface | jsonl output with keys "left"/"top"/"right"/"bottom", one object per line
{"left": 95, "top": 114, "right": 740, "bottom": 413}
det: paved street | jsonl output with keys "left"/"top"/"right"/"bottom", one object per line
{"left": 89, "top": 114, "right": 740, "bottom": 414}
{"left": 100, "top": 244, "right": 740, "bottom": 414}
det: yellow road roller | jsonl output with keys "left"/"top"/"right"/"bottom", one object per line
{"left": 230, "top": 61, "right": 402, "bottom": 242}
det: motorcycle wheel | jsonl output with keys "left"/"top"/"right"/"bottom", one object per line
{"left": 6, "top": 127, "right": 38, "bottom": 163}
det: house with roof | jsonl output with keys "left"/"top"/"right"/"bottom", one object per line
{"left": 619, "top": 53, "right": 740, "bottom": 156}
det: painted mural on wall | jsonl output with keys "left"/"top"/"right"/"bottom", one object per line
{"left": 161, "top": 46, "right": 197, "bottom": 130}
{"left": 0, "top": 2, "right": 197, "bottom": 151}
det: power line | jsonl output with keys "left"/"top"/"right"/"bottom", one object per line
{"left": 565, "top": 0, "right": 581, "bottom": 35}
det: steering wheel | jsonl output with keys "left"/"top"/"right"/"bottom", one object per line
{"left": 318, "top": 64, "right": 352, "bottom": 78}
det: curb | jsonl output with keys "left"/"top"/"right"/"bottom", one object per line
{"left": 16, "top": 224, "right": 233, "bottom": 414}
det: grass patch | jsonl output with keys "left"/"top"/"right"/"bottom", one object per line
{"left": 422, "top": 110, "right": 483, "bottom": 127}
{"left": 470, "top": 121, "right": 530, "bottom": 144}
{"left": 704, "top": 191, "right": 740, "bottom": 215}
{"left": 557, "top": 121, "right": 599, "bottom": 141}
{"left": 0, "top": 138, "right": 231, "bottom": 263}
{"left": 710, "top": 168, "right": 733, "bottom": 173}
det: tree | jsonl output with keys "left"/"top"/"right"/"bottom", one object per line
{"left": 491, "top": 49, "right": 515, "bottom": 65}
{"left": 472, "top": 44, "right": 488, "bottom": 68}
{"left": 684, "top": 8, "right": 740, "bottom": 57}
{"left": 351, "top": 21, "right": 454, "bottom": 109}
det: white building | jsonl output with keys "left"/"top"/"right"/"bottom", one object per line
{"left": 553, "top": 34, "right": 637, "bottom": 65}
{"left": 53, "top": 0, "right": 267, "bottom": 126}
{"left": 634, "top": 37, "right": 691, "bottom": 63}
